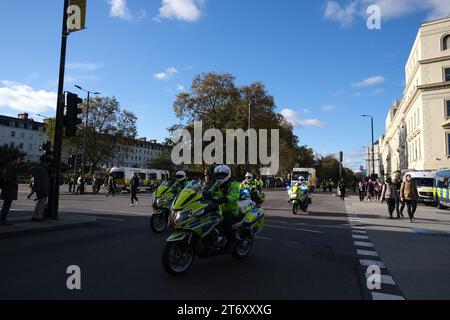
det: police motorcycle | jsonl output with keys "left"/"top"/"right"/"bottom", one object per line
{"left": 149, "top": 171, "right": 187, "bottom": 233}
{"left": 241, "top": 173, "right": 266, "bottom": 207}
{"left": 288, "top": 180, "right": 310, "bottom": 215}
{"left": 162, "top": 180, "right": 265, "bottom": 276}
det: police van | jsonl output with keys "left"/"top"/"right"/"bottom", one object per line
{"left": 434, "top": 169, "right": 450, "bottom": 210}
{"left": 109, "top": 167, "right": 170, "bottom": 192}
{"left": 403, "top": 171, "right": 435, "bottom": 204}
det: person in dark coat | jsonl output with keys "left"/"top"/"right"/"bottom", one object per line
{"left": 1, "top": 156, "right": 21, "bottom": 226}
{"left": 31, "top": 156, "right": 52, "bottom": 222}
{"left": 338, "top": 179, "right": 346, "bottom": 201}
{"left": 130, "top": 172, "right": 140, "bottom": 207}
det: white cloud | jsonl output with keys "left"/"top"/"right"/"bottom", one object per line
{"left": 322, "top": 104, "right": 336, "bottom": 112}
{"left": 176, "top": 85, "right": 185, "bottom": 91}
{"left": 156, "top": 0, "right": 206, "bottom": 22}
{"left": 66, "top": 62, "right": 104, "bottom": 71}
{"left": 154, "top": 67, "right": 179, "bottom": 80}
{"left": 108, "top": 0, "right": 146, "bottom": 21}
{"left": 281, "top": 108, "right": 326, "bottom": 128}
{"left": 352, "top": 76, "right": 386, "bottom": 88}
{"left": 324, "top": 0, "right": 450, "bottom": 27}
{"left": 302, "top": 108, "right": 311, "bottom": 114}
{"left": 324, "top": 1, "right": 359, "bottom": 27}
{"left": 0, "top": 80, "right": 57, "bottom": 114}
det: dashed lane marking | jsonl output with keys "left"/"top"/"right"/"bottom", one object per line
{"left": 354, "top": 241, "right": 374, "bottom": 248}
{"left": 357, "top": 249, "right": 378, "bottom": 257}
{"left": 265, "top": 224, "right": 323, "bottom": 234}
{"left": 352, "top": 234, "right": 370, "bottom": 240}
{"left": 371, "top": 292, "right": 405, "bottom": 301}
{"left": 359, "top": 259, "right": 386, "bottom": 268}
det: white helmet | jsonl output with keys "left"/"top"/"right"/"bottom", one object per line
{"left": 214, "top": 165, "right": 232, "bottom": 185}
{"left": 299, "top": 176, "right": 306, "bottom": 183}
{"left": 175, "top": 171, "right": 187, "bottom": 182}
{"left": 245, "top": 172, "right": 253, "bottom": 181}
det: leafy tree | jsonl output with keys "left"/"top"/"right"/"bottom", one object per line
{"left": 45, "top": 96, "right": 138, "bottom": 174}
{"left": 0, "top": 145, "right": 26, "bottom": 168}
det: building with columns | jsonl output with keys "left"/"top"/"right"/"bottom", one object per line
{"left": 380, "top": 17, "right": 450, "bottom": 178}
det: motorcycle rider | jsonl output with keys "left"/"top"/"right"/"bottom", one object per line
{"left": 173, "top": 171, "right": 188, "bottom": 194}
{"left": 240, "top": 172, "right": 255, "bottom": 190}
{"left": 203, "top": 165, "right": 241, "bottom": 246}
{"left": 298, "top": 177, "right": 312, "bottom": 203}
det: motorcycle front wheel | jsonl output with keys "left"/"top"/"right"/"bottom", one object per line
{"left": 232, "top": 236, "right": 253, "bottom": 260}
{"left": 162, "top": 241, "right": 194, "bottom": 276}
{"left": 292, "top": 203, "right": 299, "bottom": 215}
{"left": 150, "top": 212, "right": 169, "bottom": 233}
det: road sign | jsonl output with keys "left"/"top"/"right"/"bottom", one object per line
{"left": 67, "top": 0, "right": 87, "bottom": 33}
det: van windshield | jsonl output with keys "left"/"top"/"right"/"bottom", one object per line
{"left": 413, "top": 178, "right": 434, "bottom": 187}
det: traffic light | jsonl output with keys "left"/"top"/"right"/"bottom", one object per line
{"left": 65, "top": 92, "right": 83, "bottom": 138}
{"left": 42, "top": 141, "right": 52, "bottom": 155}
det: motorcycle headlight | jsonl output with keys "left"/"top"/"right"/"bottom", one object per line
{"left": 173, "top": 210, "right": 193, "bottom": 223}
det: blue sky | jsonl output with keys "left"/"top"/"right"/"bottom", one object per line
{"left": 1, "top": 0, "right": 450, "bottom": 169}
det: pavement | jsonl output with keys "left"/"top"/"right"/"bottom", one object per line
{"left": 0, "top": 186, "right": 449, "bottom": 300}
{"left": 344, "top": 196, "right": 450, "bottom": 300}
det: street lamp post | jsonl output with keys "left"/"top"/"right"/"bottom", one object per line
{"left": 361, "top": 115, "right": 375, "bottom": 178}
{"left": 75, "top": 85, "right": 100, "bottom": 192}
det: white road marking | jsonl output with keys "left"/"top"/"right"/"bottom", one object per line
{"left": 365, "top": 273, "right": 396, "bottom": 285}
{"left": 93, "top": 209, "right": 149, "bottom": 216}
{"left": 265, "top": 224, "right": 323, "bottom": 234}
{"left": 352, "top": 230, "right": 367, "bottom": 234}
{"left": 357, "top": 249, "right": 378, "bottom": 257}
{"left": 354, "top": 241, "right": 374, "bottom": 248}
{"left": 352, "top": 234, "right": 369, "bottom": 240}
{"left": 351, "top": 226, "right": 365, "bottom": 229}
{"left": 61, "top": 213, "right": 126, "bottom": 222}
{"left": 359, "top": 259, "right": 386, "bottom": 268}
{"left": 371, "top": 292, "right": 405, "bottom": 300}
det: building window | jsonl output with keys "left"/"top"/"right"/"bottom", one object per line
{"left": 448, "top": 133, "right": 450, "bottom": 155}
{"left": 445, "top": 68, "right": 450, "bottom": 82}
{"left": 19, "top": 143, "right": 24, "bottom": 150}
{"left": 11, "top": 131, "right": 16, "bottom": 138}
{"left": 446, "top": 100, "right": 450, "bottom": 117}
{"left": 444, "top": 35, "right": 450, "bottom": 50}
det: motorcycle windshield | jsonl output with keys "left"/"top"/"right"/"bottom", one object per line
{"left": 172, "top": 180, "right": 204, "bottom": 210}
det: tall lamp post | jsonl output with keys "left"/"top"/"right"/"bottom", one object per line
{"left": 361, "top": 115, "right": 375, "bottom": 178}
{"left": 75, "top": 85, "right": 100, "bottom": 191}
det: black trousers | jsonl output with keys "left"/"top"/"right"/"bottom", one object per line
{"left": 1, "top": 199, "right": 13, "bottom": 221}
{"left": 131, "top": 189, "right": 138, "bottom": 204}
{"left": 386, "top": 199, "right": 396, "bottom": 217}
{"left": 359, "top": 191, "right": 365, "bottom": 201}
{"left": 396, "top": 199, "right": 405, "bottom": 217}
{"left": 223, "top": 213, "right": 243, "bottom": 242}
{"left": 405, "top": 200, "right": 417, "bottom": 221}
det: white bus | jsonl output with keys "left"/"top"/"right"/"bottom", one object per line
{"left": 109, "top": 167, "right": 170, "bottom": 191}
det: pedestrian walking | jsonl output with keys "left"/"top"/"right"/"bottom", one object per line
{"left": 107, "top": 175, "right": 116, "bottom": 197}
{"left": 393, "top": 176, "right": 405, "bottom": 218}
{"left": 381, "top": 177, "right": 400, "bottom": 219}
{"left": 31, "top": 156, "right": 52, "bottom": 222}
{"left": 338, "top": 179, "right": 346, "bottom": 201}
{"left": 400, "top": 174, "right": 419, "bottom": 223}
{"left": 68, "top": 175, "right": 74, "bottom": 193}
{"left": 130, "top": 173, "right": 139, "bottom": 207}
{"left": 358, "top": 181, "right": 366, "bottom": 201}
{"left": 367, "top": 179, "right": 374, "bottom": 201}
{"left": 0, "top": 156, "right": 21, "bottom": 226}
{"left": 374, "top": 180, "right": 382, "bottom": 200}
{"left": 92, "top": 175, "right": 97, "bottom": 195}
{"left": 75, "top": 176, "right": 82, "bottom": 195}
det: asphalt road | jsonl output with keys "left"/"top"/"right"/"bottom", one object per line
{"left": 0, "top": 190, "right": 373, "bottom": 300}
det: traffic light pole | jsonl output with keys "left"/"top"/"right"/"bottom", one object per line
{"left": 49, "top": 0, "right": 70, "bottom": 220}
